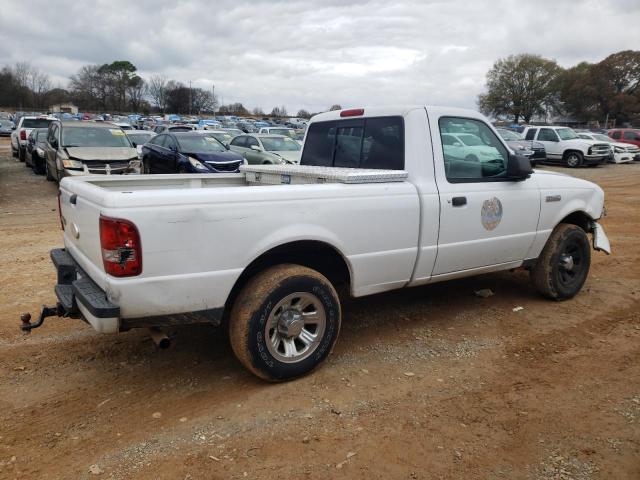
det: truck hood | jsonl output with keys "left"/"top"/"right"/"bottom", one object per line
{"left": 66, "top": 147, "right": 138, "bottom": 161}
{"left": 534, "top": 168, "right": 602, "bottom": 191}
{"left": 565, "top": 139, "right": 597, "bottom": 149}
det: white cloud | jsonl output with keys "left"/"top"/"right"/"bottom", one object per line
{"left": 0, "top": 0, "right": 638, "bottom": 113}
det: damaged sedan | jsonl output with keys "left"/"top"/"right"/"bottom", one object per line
{"left": 44, "top": 121, "right": 140, "bottom": 182}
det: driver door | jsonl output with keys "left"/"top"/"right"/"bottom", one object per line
{"left": 536, "top": 128, "right": 562, "bottom": 161}
{"left": 431, "top": 116, "right": 540, "bottom": 276}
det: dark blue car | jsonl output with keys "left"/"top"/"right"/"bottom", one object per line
{"left": 141, "top": 132, "right": 245, "bottom": 174}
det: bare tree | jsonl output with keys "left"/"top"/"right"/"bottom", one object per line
{"left": 127, "top": 76, "right": 148, "bottom": 112}
{"left": 148, "top": 74, "right": 168, "bottom": 113}
{"left": 29, "top": 70, "right": 52, "bottom": 109}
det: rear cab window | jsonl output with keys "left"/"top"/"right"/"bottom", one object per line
{"left": 301, "top": 116, "right": 404, "bottom": 170}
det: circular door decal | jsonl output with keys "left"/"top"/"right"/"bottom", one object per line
{"left": 481, "top": 197, "right": 503, "bottom": 230}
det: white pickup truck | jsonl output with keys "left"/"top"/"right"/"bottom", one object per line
{"left": 26, "top": 106, "right": 611, "bottom": 381}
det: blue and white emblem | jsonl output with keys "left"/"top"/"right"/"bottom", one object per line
{"left": 481, "top": 197, "right": 503, "bottom": 231}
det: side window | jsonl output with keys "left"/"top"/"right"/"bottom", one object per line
{"left": 623, "top": 131, "right": 639, "bottom": 140}
{"left": 246, "top": 137, "right": 259, "bottom": 148}
{"left": 439, "top": 117, "right": 508, "bottom": 182}
{"left": 611, "top": 130, "right": 621, "bottom": 139}
{"left": 301, "top": 121, "right": 336, "bottom": 167}
{"left": 538, "top": 128, "right": 558, "bottom": 142}
{"left": 230, "top": 136, "right": 246, "bottom": 147}
{"left": 524, "top": 128, "right": 537, "bottom": 140}
{"left": 578, "top": 134, "right": 591, "bottom": 140}
{"left": 165, "top": 136, "right": 177, "bottom": 150}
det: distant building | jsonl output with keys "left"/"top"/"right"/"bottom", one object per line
{"left": 49, "top": 103, "right": 79, "bottom": 115}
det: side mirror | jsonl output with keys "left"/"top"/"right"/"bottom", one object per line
{"left": 250, "top": 145, "right": 262, "bottom": 152}
{"left": 11, "top": 126, "right": 16, "bottom": 130}
{"left": 506, "top": 153, "right": 533, "bottom": 180}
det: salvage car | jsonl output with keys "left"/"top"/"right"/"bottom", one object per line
{"left": 125, "top": 130, "right": 156, "bottom": 157}
{"left": 229, "top": 134, "right": 301, "bottom": 164}
{"left": 496, "top": 128, "right": 546, "bottom": 165}
{"left": 577, "top": 132, "right": 638, "bottom": 163}
{"left": 522, "top": 126, "right": 609, "bottom": 167}
{"left": 141, "top": 132, "right": 244, "bottom": 174}
{"left": 25, "top": 127, "right": 49, "bottom": 174}
{"left": 11, "top": 115, "right": 57, "bottom": 161}
{"left": 608, "top": 128, "right": 640, "bottom": 148}
{"left": 43, "top": 121, "right": 139, "bottom": 181}
{"left": 26, "top": 106, "right": 610, "bottom": 382}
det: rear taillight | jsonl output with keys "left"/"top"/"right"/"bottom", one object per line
{"left": 99, "top": 215, "right": 142, "bottom": 277}
{"left": 19, "top": 129, "right": 27, "bottom": 140}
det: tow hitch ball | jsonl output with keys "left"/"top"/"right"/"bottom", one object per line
{"left": 20, "top": 304, "right": 64, "bottom": 333}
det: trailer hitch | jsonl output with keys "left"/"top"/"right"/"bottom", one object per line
{"left": 20, "top": 303, "right": 65, "bottom": 333}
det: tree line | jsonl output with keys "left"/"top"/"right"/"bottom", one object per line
{"left": 0, "top": 60, "right": 315, "bottom": 118}
{"left": 478, "top": 50, "right": 640, "bottom": 126}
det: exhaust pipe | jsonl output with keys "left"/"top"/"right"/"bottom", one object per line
{"left": 149, "top": 327, "right": 170, "bottom": 349}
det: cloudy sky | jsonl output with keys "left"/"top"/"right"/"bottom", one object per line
{"left": 1, "top": 0, "right": 638, "bottom": 113}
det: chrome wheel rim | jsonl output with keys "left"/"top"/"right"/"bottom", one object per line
{"left": 567, "top": 154, "right": 579, "bottom": 167}
{"left": 265, "top": 292, "right": 326, "bottom": 364}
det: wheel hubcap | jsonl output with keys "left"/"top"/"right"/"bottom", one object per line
{"left": 557, "top": 244, "right": 583, "bottom": 285}
{"left": 265, "top": 292, "right": 326, "bottom": 363}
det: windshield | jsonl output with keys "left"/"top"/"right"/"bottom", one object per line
{"left": 498, "top": 129, "right": 521, "bottom": 141}
{"left": 62, "top": 127, "right": 133, "bottom": 148}
{"left": 557, "top": 128, "right": 579, "bottom": 140}
{"left": 23, "top": 118, "right": 53, "bottom": 129}
{"left": 127, "top": 133, "right": 154, "bottom": 145}
{"left": 177, "top": 135, "right": 227, "bottom": 153}
{"left": 269, "top": 128, "right": 294, "bottom": 138}
{"left": 260, "top": 136, "right": 301, "bottom": 152}
{"left": 593, "top": 134, "right": 612, "bottom": 142}
{"left": 457, "top": 134, "right": 484, "bottom": 146}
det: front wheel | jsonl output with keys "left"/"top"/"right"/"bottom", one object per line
{"left": 564, "top": 151, "right": 583, "bottom": 168}
{"left": 531, "top": 224, "right": 591, "bottom": 300}
{"left": 229, "top": 264, "right": 341, "bottom": 381}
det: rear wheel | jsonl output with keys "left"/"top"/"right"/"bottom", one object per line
{"left": 229, "top": 264, "right": 341, "bottom": 381}
{"left": 18, "top": 147, "right": 25, "bottom": 162}
{"left": 531, "top": 224, "right": 591, "bottom": 300}
{"left": 564, "top": 151, "right": 583, "bottom": 168}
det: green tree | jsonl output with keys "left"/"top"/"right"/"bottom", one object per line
{"left": 478, "top": 54, "right": 561, "bottom": 123}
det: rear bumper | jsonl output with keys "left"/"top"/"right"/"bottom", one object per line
{"left": 51, "top": 248, "right": 120, "bottom": 333}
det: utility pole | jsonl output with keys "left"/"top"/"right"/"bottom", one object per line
{"left": 188, "top": 81, "right": 192, "bottom": 116}
{"left": 212, "top": 83, "right": 215, "bottom": 118}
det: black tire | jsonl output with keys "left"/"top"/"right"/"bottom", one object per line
{"left": 18, "top": 147, "right": 26, "bottom": 162}
{"left": 229, "top": 264, "right": 341, "bottom": 382}
{"left": 564, "top": 151, "right": 583, "bottom": 168}
{"left": 11, "top": 145, "right": 18, "bottom": 158}
{"left": 531, "top": 224, "right": 591, "bottom": 300}
{"left": 142, "top": 157, "right": 151, "bottom": 174}
{"left": 32, "top": 157, "right": 45, "bottom": 175}
{"left": 45, "top": 162, "right": 54, "bottom": 181}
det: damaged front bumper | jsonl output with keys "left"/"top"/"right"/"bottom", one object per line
{"left": 592, "top": 222, "right": 611, "bottom": 255}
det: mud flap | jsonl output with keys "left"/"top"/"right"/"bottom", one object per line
{"left": 592, "top": 222, "right": 611, "bottom": 255}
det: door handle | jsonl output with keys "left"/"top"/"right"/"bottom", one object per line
{"left": 451, "top": 196, "right": 467, "bottom": 207}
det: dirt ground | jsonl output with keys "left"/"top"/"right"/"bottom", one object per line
{"left": 0, "top": 136, "right": 638, "bottom": 480}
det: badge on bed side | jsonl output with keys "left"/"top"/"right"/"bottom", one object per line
{"left": 481, "top": 197, "right": 503, "bottom": 231}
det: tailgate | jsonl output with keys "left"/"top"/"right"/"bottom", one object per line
{"left": 59, "top": 181, "right": 107, "bottom": 290}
